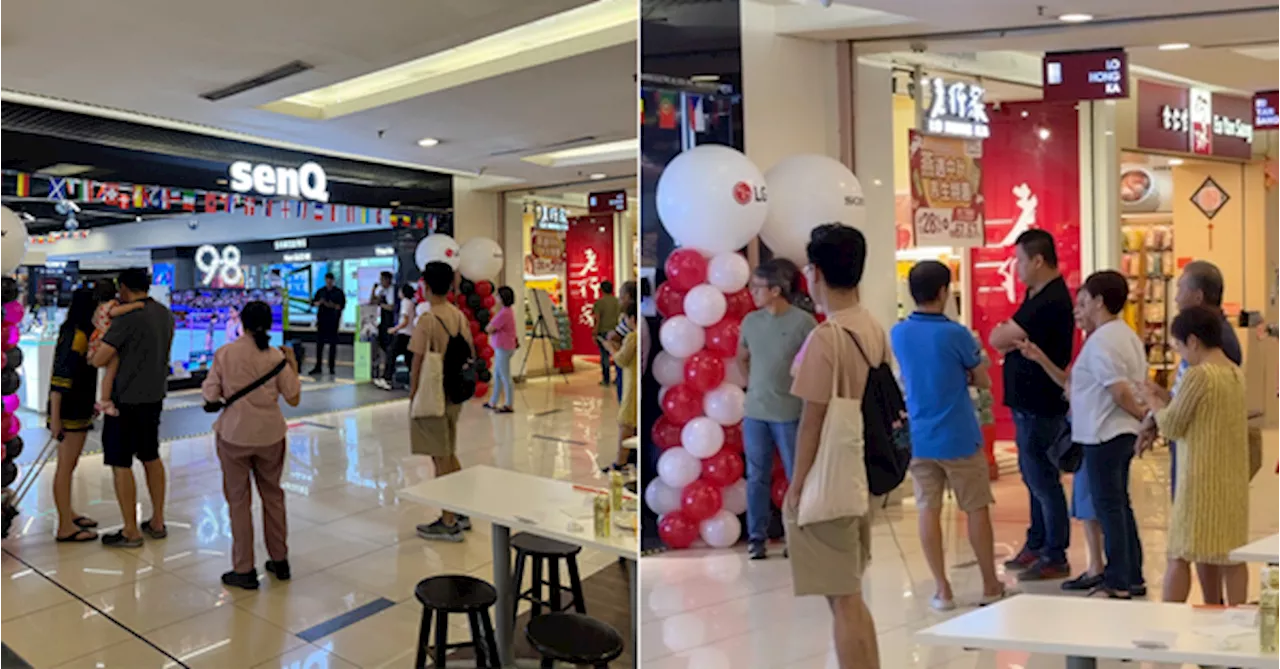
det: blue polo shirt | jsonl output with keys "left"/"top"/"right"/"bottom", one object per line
{"left": 890, "top": 312, "right": 983, "bottom": 460}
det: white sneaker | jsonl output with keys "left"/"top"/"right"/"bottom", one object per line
{"left": 930, "top": 594, "right": 956, "bottom": 612}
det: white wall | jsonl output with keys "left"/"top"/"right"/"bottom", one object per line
{"left": 851, "top": 60, "right": 898, "bottom": 329}
{"left": 451, "top": 175, "right": 502, "bottom": 245}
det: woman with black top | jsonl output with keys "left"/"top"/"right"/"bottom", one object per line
{"left": 48, "top": 288, "right": 102, "bottom": 542}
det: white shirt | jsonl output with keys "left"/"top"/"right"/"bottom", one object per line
{"left": 398, "top": 298, "right": 416, "bottom": 332}
{"left": 1069, "top": 319, "right": 1147, "bottom": 444}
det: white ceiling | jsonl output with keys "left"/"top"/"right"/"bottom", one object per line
{"left": 0, "top": 0, "right": 637, "bottom": 190}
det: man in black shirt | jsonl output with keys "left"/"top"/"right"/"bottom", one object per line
{"left": 310, "top": 273, "right": 345, "bottom": 375}
{"left": 988, "top": 230, "right": 1073, "bottom": 581}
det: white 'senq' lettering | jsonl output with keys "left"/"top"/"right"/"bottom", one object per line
{"left": 228, "top": 161, "right": 330, "bottom": 202}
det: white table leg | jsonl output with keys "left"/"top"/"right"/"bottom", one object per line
{"left": 491, "top": 523, "right": 514, "bottom": 668}
{"left": 1064, "top": 656, "right": 1096, "bottom": 669}
{"left": 627, "top": 557, "right": 638, "bottom": 668}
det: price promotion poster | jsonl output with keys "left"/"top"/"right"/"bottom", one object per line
{"left": 909, "top": 130, "right": 986, "bottom": 248}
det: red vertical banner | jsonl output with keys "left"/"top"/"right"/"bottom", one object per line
{"left": 565, "top": 214, "right": 616, "bottom": 356}
{"left": 970, "top": 101, "right": 1083, "bottom": 439}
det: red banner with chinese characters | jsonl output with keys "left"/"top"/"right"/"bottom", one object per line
{"left": 969, "top": 101, "right": 1083, "bottom": 439}
{"left": 565, "top": 214, "right": 616, "bottom": 356}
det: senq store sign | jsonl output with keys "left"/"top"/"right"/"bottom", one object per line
{"left": 228, "top": 161, "right": 330, "bottom": 202}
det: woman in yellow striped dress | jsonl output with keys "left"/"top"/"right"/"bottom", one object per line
{"left": 1139, "top": 306, "right": 1250, "bottom": 605}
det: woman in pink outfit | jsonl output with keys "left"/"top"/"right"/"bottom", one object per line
{"left": 201, "top": 301, "right": 301, "bottom": 590}
{"left": 483, "top": 286, "right": 518, "bottom": 413}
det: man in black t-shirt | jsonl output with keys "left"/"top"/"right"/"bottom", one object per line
{"left": 988, "top": 230, "right": 1074, "bottom": 581}
{"left": 310, "top": 273, "right": 345, "bottom": 375}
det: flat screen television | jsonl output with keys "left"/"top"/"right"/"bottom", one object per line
{"left": 168, "top": 288, "right": 284, "bottom": 371}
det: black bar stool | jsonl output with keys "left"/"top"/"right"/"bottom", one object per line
{"left": 413, "top": 575, "right": 502, "bottom": 668}
{"left": 510, "top": 532, "right": 587, "bottom": 627}
{"left": 526, "top": 612, "right": 624, "bottom": 668}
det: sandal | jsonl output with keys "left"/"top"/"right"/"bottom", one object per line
{"left": 72, "top": 516, "right": 98, "bottom": 529}
{"left": 140, "top": 519, "right": 168, "bottom": 539}
{"left": 56, "top": 528, "right": 98, "bottom": 543}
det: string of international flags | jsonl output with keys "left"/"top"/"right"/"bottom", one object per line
{"left": 7, "top": 171, "right": 443, "bottom": 230}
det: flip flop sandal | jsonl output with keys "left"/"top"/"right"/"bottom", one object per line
{"left": 140, "top": 520, "right": 168, "bottom": 539}
{"left": 56, "top": 529, "right": 98, "bottom": 543}
{"left": 72, "top": 516, "right": 98, "bottom": 529}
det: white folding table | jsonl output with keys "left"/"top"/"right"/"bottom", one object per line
{"left": 1230, "top": 534, "right": 1280, "bottom": 565}
{"left": 399, "top": 465, "right": 638, "bottom": 668}
{"left": 916, "top": 594, "right": 1276, "bottom": 669}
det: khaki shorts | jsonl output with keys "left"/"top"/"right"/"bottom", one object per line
{"left": 910, "top": 451, "right": 993, "bottom": 513}
{"left": 783, "top": 506, "right": 871, "bottom": 597}
{"left": 410, "top": 403, "right": 462, "bottom": 457}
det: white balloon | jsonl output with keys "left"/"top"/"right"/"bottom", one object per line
{"left": 658, "top": 385, "right": 671, "bottom": 406}
{"left": 760, "top": 154, "right": 866, "bottom": 264}
{"left": 415, "top": 234, "right": 460, "bottom": 270}
{"left": 656, "top": 145, "right": 768, "bottom": 255}
{"left": 680, "top": 417, "right": 725, "bottom": 459}
{"left": 458, "top": 237, "right": 504, "bottom": 281}
{"left": 657, "top": 447, "right": 702, "bottom": 489}
{"left": 652, "top": 351, "right": 686, "bottom": 388}
{"left": 723, "top": 357, "right": 747, "bottom": 388}
{"left": 659, "top": 316, "right": 705, "bottom": 359}
{"left": 703, "top": 383, "right": 746, "bottom": 426}
{"left": 682, "top": 285, "right": 727, "bottom": 328}
{"left": 644, "top": 479, "right": 682, "bottom": 517}
{"left": 706, "top": 252, "right": 750, "bottom": 293}
{"left": 721, "top": 479, "right": 748, "bottom": 516}
{"left": 1, "top": 207, "right": 29, "bottom": 275}
{"left": 699, "top": 509, "right": 743, "bottom": 548}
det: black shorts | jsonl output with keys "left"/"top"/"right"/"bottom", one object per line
{"left": 102, "top": 402, "right": 163, "bottom": 468}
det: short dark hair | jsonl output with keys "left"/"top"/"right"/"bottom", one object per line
{"left": 908, "top": 260, "right": 951, "bottom": 306}
{"left": 601, "top": 281, "right": 614, "bottom": 295}
{"left": 380, "top": 271, "right": 393, "bottom": 280}
{"left": 400, "top": 283, "right": 415, "bottom": 299}
{"left": 1181, "top": 260, "right": 1224, "bottom": 307}
{"left": 753, "top": 260, "right": 795, "bottom": 301}
{"left": 92, "top": 278, "right": 117, "bottom": 304}
{"left": 325, "top": 272, "right": 335, "bottom": 280}
{"left": 1082, "top": 270, "right": 1129, "bottom": 315}
{"left": 806, "top": 224, "right": 866, "bottom": 289}
{"left": 1015, "top": 229, "right": 1058, "bottom": 268}
{"left": 117, "top": 268, "right": 150, "bottom": 293}
{"left": 1171, "top": 305, "right": 1225, "bottom": 349}
{"left": 421, "top": 262, "right": 454, "bottom": 296}
{"left": 623, "top": 298, "right": 637, "bottom": 318}
{"left": 498, "top": 286, "right": 516, "bottom": 307}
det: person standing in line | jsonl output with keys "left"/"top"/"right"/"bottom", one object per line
{"left": 87, "top": 279, "right": 144, "bottom": 417}
{"left": 202, "top": 301, "right": 301, "bottom": 589}
{"left": 592, "top": 281, "right": 621, "bottom": 387}
{"left": 484, "top": 286, "right": 518, "bottom": 413}
{"left": 1019, "top": 271, "right": 1149, "bottom": 598}
{"left": 610, "top": 280, "right": 638, "bottom": 402}
{"left": 310, "top": 273, "right": 345, "bottom": 376}
{"left": 89, "top": 268, "right": 175, "bottom": 548}
{"left": 738, "top": 259, "right": 816, "bottom": 560}
{"left": 987, "top": 229, "right": 1074, "bottom": 581}
{"left": 787, "top": 224, "right": 883, "bottom": 669}
{"left": 892, "top": 261, "right": 1006, "bottom": 609}
{"left": 47, "top": 289, "right": 102, "bottom": 542}
{"left": 410, "top": 262, "right": 475, "bottom": 542}
{"left": 379, "top": 284, "right": 417, "bottom": 390}
{"left": 371, "top": 271, "right": 397, "bottom": 384}
{"left": 602, "top": 302, "right": 640, "bottom": 472}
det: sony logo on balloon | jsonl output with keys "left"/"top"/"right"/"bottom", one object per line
{"left": 844, "top": 195, "right": 865, "bottom": 206}
{"left": 228, "top": 161, "right": 330, "bottom": 203}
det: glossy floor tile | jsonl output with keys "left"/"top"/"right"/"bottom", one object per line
{"left": 2, "top": 371, "right": 631, "bottom": 668}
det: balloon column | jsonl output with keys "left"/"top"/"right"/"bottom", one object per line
{"left": 450, "top": 237, "right": 505, "bottom": 401}
{"left": 1, "top": 205, "right": 28, "bottom": 537}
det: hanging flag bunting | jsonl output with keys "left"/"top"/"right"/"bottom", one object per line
{"left": 182, "top": 190, "right": 197, "bottom": 212}
{"left": 243, "top": 197, "right": 256, "bottom": 216}
{"left": 14, "top": 173, "right": 30, "bottom": 197}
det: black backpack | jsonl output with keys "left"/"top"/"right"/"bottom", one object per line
{"left": 843, "top": 329, "right": 912, "bottom": 496}
{"left": 435, "top": 315, "right": 478, "bottom": 404}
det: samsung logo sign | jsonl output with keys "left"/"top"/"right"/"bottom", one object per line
{"left": 228, "top": 161, "right": 330, "bottom": 202}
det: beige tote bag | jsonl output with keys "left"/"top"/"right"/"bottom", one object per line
{"left": 410, "top": 319, "right": 446, "bottom": 418}
{"left": 796, "top": 323, "right": 871, "bottom": 527}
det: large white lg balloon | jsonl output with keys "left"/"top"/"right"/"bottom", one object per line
{"left": 415, "top": 234, "right": 460, "bottom": 270}
{"left": 659, "top": 316, "right": 705, "bottom": 359}
{"left": 760, "top": 154, "right": 866, "bottom": 263}
{"left": 458, "top": 237, "right": 504, "bottom": 281}
{"left": 706, "top": 252, "right": 750, "bottom": 293}
{"left": 0, "top": 207, "right": 29, "bottom": 275}
{"left": 644, "top": 479, "right": 682, "bottom": 516}
{"left": 682, "top": 285, "right": 727, "bottom": 328}
{"left": 703, "top": 383, "right": 746, "bottom": 426}
{"left": 680, "top": 417, "right": 725, "bottom": 459}
{"left": 699, "top": 509, "right": 743, "bottom": 548}
{"left": 657, "top": 447, "right": 702, "bottom": 489}
{"left": 656, "top": 145, "right": 768, "bottom": 255}
{"left": 652, "top": 351, "right": 686, "bottom": 388}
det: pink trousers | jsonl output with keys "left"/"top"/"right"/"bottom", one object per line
{"left": 216, "top": 436, "right": 289, "bottom": 573}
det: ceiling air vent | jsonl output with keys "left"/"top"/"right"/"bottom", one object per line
{"left": 200, "top": 61, "right": 314, "bottom": 102}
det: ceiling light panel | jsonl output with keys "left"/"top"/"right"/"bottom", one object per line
{"left": 262, "top": 0, "right": 637, "bottom": 120}
{"left": 521, "top": 138, "right": 637, "bottom": 167}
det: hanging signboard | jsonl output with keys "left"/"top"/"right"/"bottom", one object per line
{"left": 924, "top": 78, "right": 990, "bottom": 139}
{"left": 1042, "top": 48, "right": 1128, "bottom": 102}
{"left": 588, "top": 189, "right": 628, "bottom": 214}
{"left": 909, "top": 130, "right": 986, "bottom": 248}
{"left": 1137, "top": 80, "right": 1254, "bottom": 159}
{"left": 1254, "top": 90, "right": 1278, "bottom": 129}
{"left": 564, "top": 214, "right": 615, "bottom": 356}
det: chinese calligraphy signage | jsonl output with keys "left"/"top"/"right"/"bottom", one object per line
{"left": 565, "top": 214, "right": 615, "bottom": 355}
{"left": 1137, "top": 80, "right": 1254, "bottom": 159}
{"left": 925, "top": 78, "right": 990, "bottom": 139}
{"left": 1042, "top": 48, "right": 1128, "bottom": 102}
{"left": 909, "top": 130, "right": 985, "bottom": 248}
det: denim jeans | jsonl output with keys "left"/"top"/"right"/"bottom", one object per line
{"left": 1084, "top": 435, "right": 1144, "bottom": 591}
{"left": 615, "top": 366, "right": 624, "bottom": 402}
{"left": 1012, "top": 409, "right": 1070, "bottom": 564}
{"left": 489, "top": 347, "right": 515, "bottom": 407}
{"left": 597, "top": 340, "right": 612, "bottom": 384}
{"left": 742, "top": 418, "right": 798, "bottom": 543}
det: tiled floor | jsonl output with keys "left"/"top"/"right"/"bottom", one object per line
{"left": 640, "top": 431, "right": 1280, "bottom": 669}
{"left": 2, "top": 371, "right": 631, "bottom": 669}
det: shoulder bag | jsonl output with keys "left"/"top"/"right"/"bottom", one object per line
{"left": 204, "top": 357, "right": 288, "bottom": 413}
{"left": 410, "top": 317, "right": 446, "bottom": 418}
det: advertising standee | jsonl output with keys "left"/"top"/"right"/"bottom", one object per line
{"left": 909, "top": 130, "right": 986, "bottom": 248}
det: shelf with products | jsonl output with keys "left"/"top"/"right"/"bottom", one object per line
{"left": 1120, "top": 220, "right": 1176, "bottom": 386}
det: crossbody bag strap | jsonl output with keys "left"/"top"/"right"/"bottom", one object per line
{"left": 223, "top": 358, "right": 288, "bottom": 409}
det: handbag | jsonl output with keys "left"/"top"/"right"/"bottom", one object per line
{"left": 204, "top": 357, "right": 288, "bottom": 413}
{"left": 1048, "top": 420, "right": 1083, "bottom": 473}
{"left": 410, "top": 319, "right": 446, "bottom": 419}
{"left": 796, "top": 323, "right": 871, "bottom": 527}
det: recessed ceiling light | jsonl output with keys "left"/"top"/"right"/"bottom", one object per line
{"left": 1057, "top": 12, "right": 1094, "bottom": 22}
{"left": 417, "top": 138, "right": 440, "bottom": 148}
{"left": 215, "top": 178, "right": 229, "bottom": 185}
{"left": 1158, "top": 43, "right": 1191, "bottom": 51}
{"left": 1037, "top": 127, "right": 1052, "bottom": 140}
{"left": 389, "top": 200, "right": 401, "bottom": 206}
{"left": 1167, "top": 158, "right": 1185, "bottom": 166}
{"left": 589, "top": 173, "right": 607, "bottom": 180}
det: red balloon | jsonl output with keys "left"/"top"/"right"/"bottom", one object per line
{"left": 658, "top": 511, "right": 699, "bottom": 549}
{"left": 680, "top": 480, "right": 722, "bottom": 522}
{"left": 665, "top": 249, "right": 708, "bottom": 291}
{"left": 482, "top": 295, "right": 496, "bottom": 309}
{"left": 703, "top": 320, "right": 740, "bottom": 358}
{"left": 770, "top": 477, "right": 788, "bottom": 508}
{"left": 682, "top": 351, "right": 725, "bottom": 393}
{"left": 479, "top": 345, "right": 494, "bottom": 359}
{"left": 655, "top": 282, "right": 686, "bottom": 318}
{"left": 724, "top": 289, "right": 755, "bottom": 321}
{"left": 474, "top": 333, "right": 489, "bottom": 350}
{"left": 772, "top": 452, "right": 785, "bottom": 478}
{"left": 722, "top": 423, "right": 743, "bottom": 453}
{"left": 651, "top": 416, "right": 682, "bottom": 450}
{"left": 1, "top": 412, "right": 19, "bottom": 442}
{"left": 661, "top": 384, "right": 704, "bottom": 426}
{"left": 701, "top": 450, "right": 744, "bottom": 487}
{"left": 476, "top": 281, "right": 494, "bottom": 298}
{"left": 470, "top": 321, "right": 483, "bottom": 336}
{"left": 474, "top": 382, "right": 489, "bottom": 398}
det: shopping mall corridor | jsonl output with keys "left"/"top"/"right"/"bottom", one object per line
{"left": 2, "top": 372, "right": 626, "bottom": 668}
{"left": 639, "top": 431, "right": 1280, "bottom": 669}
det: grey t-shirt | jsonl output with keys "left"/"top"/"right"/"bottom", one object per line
{"left": 739, "top": 305, "right": 817, "bottom": 423}
{"left": 102, "top": 298, "right": 175, "bottom": 405}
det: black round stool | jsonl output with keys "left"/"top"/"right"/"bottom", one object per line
{"left": 526, "top": 612, "right": 624, "bottom": 668}
{"left": 511, "top": 532, "right": 587, "bottom": 628}
{"left": 413, "top": 575, "right": 502, "bottom": 668}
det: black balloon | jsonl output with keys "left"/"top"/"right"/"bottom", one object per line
{"left": 4, "top": 436, "right": 22, "bottom": 461}
{"left": 1, "top": 370, "right": 17, "bottom": 396}
{"left": 4, "top": 347, "right": 22, "bottom": 371}
{"left": 474, "top": 308, "right": 491, "bottom": 325}
{"left": 1, "top": 278, "right": 15, "bottom": 304}
{"left": 474, "top": 356, "right": 489, "bottom": 372}
{"left": 477, "top": 369, "right": 492, "bottom": 383}
{"left": 1, "top": 460, "right": 15, "bottom": 487}
{"left": 459, "top": 279, "right": 476, "bottom": 295}
{"left": 466, "top": 294, "right": 482, "bottom": 310}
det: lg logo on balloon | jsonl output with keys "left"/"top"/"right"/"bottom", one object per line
{"left": 844, "top": 195, "right": 865, "bottom": 206}
{"left": 731, "top": 182, "right": 767, "bottom": 206}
